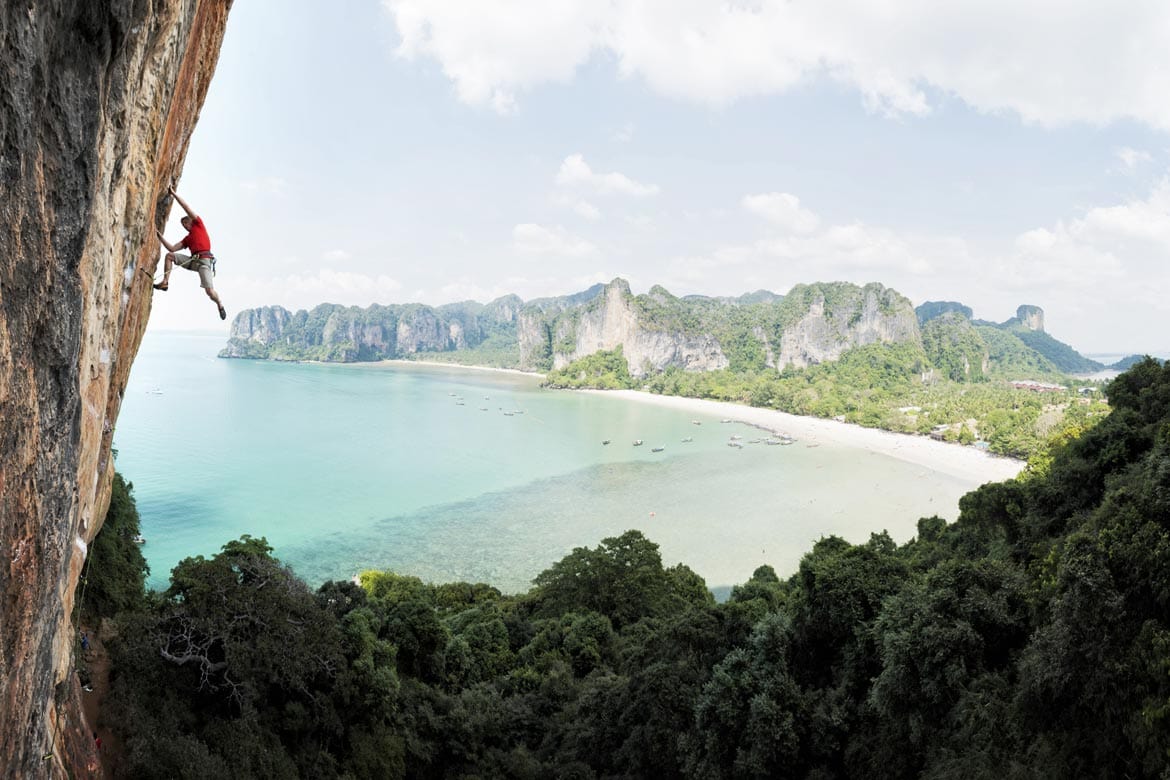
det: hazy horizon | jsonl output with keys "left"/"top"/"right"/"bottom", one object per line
{"left": 208, "top": 274, "right": 1170, "bottom": 360}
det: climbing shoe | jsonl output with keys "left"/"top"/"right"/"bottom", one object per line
{"left": 152, "top": 282, "right": 168, "bottom": 291}
{"left": 218, "top": 305, "right": 227, "bottom": 321}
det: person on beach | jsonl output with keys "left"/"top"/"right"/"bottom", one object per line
{"left": 155, "top": 185, "right": 227, "bottom": 320}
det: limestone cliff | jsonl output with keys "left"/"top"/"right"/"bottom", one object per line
{"left": 521, "top": 279, "right": 919, "bottom": 376}
{"left": 916, "top": 300, "right": 974, "bottom": 325}
{"left": 1013, "top": 304, "right": 1045, "bottom": 332}
{"left": 227, "top": 279, "right": 927, "bottom": 379}
{"left": 520, "top": 279, "right": 730, "bottom": 376}
{"left": 921, "top": 312, "right": 991, "bottom": 381}
{"left": 221, "top": 298, "right": 520, "bottom": 362}
{"left": 772, "top": 283, "right": 921, "bottom": 370}
{"left": 0, "top": 2, "right": 232, "bottom": 776}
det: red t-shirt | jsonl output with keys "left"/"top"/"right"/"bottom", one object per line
{"left": 179, "top": 216, "right": 211, "bottom": 254}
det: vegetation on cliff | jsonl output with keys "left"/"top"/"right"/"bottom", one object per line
{"left": 223, "top": 301, "right": 520, "bottom": 365}
{"left": 1113, "top": 353, "right": 1166, "bottom": 370}
{"left": 90, "top": 359, "right": 1170, "bottom": 778}
{"left": 920, "top": 313, "right": 987, "bottom": 381}
{"left": 1003, "top": 325, "right": 1104, "bottom": 374}
{"left": 223, "top": 279, "right": 916, "bottom": 372}
{"left": 77, "top": 473, "right": 150, "bottom": 622}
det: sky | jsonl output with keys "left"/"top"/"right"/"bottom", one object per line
{"left": 155, "top": 0, "right": 1170, "bottom": 355}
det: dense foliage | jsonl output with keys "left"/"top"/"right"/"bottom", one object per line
{"left": 77, "top": 472, "right": 149, "bottom": 621}
{"left": 633, "top": 341, "right": 1104, "bottom": 459}
{"left": 544, "top": 346, "right": 634, "bottom": 389}
{"left": 973, "top": 324, "right": 1063, "bottom": 379}
{"left": 88, "top": 359, "right": 1170, "bottom": 778}
{"left": 920, "top": 313, "right": 987, "bottom": 381}
{"left": 1005, "top": 325, "right": 1104, "bottom": 374}
{"left": 915, "top": 300, "right": 973, "bottom": 323}
{"left": 1113, "top": 353, "right": 1166, "bottom": 371}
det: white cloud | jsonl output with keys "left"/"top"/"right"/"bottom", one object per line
{"left": 385, "top": 0, "right": 608, "bottom": 113}
{"left": 612, "top": 122, "right": 635, "bottom": 143}
{"left": 999, "top": 180, "right": 1170, "bottom": 293}
{"left": 689, "top": 189, "right": 937, "bottom": 283}
{"left": 573, "top": 200, "right": 602, "bottom": 220}
{"left": 421, "top": 276, "right": 532, "bottom": 304}
{"left": 741, "top": 223, "right": 935, "bottom": 276}
{"left": 1116, "top": 146, "right": 1153, "bottom": 170}
{"left": 383, "top": 0, "right": 1170, "bottom": 128}
{"left": 1002, "top": 227, "right": 1122, "bottom": 290}
{"left": 556, "top": 154, "right": 659, "bottom": 197}
{"left": 512, "top": 223, "right": 597, "bottom": 257}
{"left": 204, "top": 269, "right": 407, "bottom": 329}
{"left": 742, "top": 192, "right": 820, "bottom": 234}
{"left": 656, "top": 220, "right": 942, "bottom": 312}
{"left": 231, "top": 269, "right": 402, "bottom": 311}
{"left": 935, "top": 180, "right": 1170, "bottom": 349}
{"left": 416, "top": 273, "right": 625, "bottom": 305}
{"left": 550, "top": 192, "right": 603, "bottom": 219}
{"left": 322, "top": 249, "right": 351, "bottom": 263}
{"left": 1079, "top": 183, "right": 1170, "bottom": 246}
{"left": 284, "top": 269, "right": 402, "bottom": 301}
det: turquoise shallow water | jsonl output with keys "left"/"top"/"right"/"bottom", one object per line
{"left": 115, "top": 331, "right": 984, "bottom": 593}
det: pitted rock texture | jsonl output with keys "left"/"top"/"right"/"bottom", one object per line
{"left": 520, "top": 279, "right": 919, "bottom": 376}
{"left": 1014, "top": 304, "right": 1045, "bottom": 332}
{"left": 228, "top": 279, "right": 924, "bottom": 379}
{"left": 221, "top": 300, "right": 521, "bottom": 361}
{"left": 549, "top": 280, "right": 730, "bottom": 376}
{"left": 773, "top": 283, "right": 921, "bottom": 370}
{"left": 0, "top": 2, "right": 231, "bottom": 776}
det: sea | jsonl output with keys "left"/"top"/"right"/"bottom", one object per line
{"left": 114, "top": 331, "right": 991, "bottom": 594}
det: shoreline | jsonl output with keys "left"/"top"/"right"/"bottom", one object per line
{"left": 580, "top": 388, "right": 1026, "bottom": 485}
{"left": 321, "top": 357, "right": 545, "bottom": 379}
{"left": 307, "top": 356, "right": 1023, "bottom": 484}
{"left": 379, "top": 358, "right": 544, "bottom": 378}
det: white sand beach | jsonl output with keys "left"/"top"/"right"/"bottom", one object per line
{"left": 585, "top": 389, "right": 1026, "bottom": 485}
{"left": 382, "top": 359, "right": 1025, "bottom": 485}
{"left": 378, "top": 359, "right": 543, "bottom": 378}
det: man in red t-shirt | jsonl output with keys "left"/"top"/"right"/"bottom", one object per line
{"left": 155, "top": 185, "right": 228, "bottom": 320}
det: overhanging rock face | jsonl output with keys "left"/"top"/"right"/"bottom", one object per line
{"left": 0, "top": 2, "right": 232, "bottom": 775}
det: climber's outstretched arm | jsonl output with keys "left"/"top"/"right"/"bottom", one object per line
{"left": 168, "top": 184, "right": 199, "bottom": 222}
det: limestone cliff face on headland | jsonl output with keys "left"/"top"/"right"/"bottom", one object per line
{"left": 520, "top": 279, "right": 732, "bottom": 375}
{"left": 224, "top": 278, "right": 1106, "bottom": 382}
{"left": 0, "top": 2, "right": 232, "bottom": 775}
{"left": 223, "top": 296, "right": 523, "bottom": 362}
{"left": 223, "top": 278, "right": 923, "bottom": 377}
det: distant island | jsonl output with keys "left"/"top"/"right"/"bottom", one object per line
{"left": 220, "top": 278, "right": 1114, "bottom": 377}
{"left": 220, "top": 279, "right": 1133, "bottom": 459}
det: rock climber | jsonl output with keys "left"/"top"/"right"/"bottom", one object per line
{"left": 154, "top": 184, "right": 227, "bottom": 320}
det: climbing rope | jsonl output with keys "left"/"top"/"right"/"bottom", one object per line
{"left": 74, "top": 542, "right": 96, "bottom": 627}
